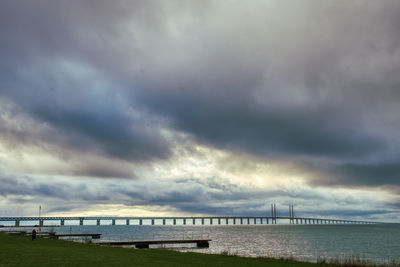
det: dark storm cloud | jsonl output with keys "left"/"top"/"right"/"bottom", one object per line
{"left": 138, "top": 92, "right": 383, "bottom": 159}
{"left": 0, "top": 173, "right": 110, "bottom": 202}
{"left": 0, "top": 0, "right": 400, "bottom": 190}
{"left": 308, "top": 161, "right": 400, "bottom": 189}
{"left": 32, "top": 105, "right": 169, "bottom": 161}
{"left": 0, "top": 0, "right": 173, "bottom": 168}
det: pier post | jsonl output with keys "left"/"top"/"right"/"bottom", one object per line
{"left": 296, "top": 218, "right": 298, "bottom": 224}
{"left": 267, "top": 218, "right": 269, "bottom": 224}
{"left": 97, "top": 219, "right": 100, "bottom": 226}
{"left": 210, "top": 218, "right": 212, "bottom": 225}
{"left": 233, "top": 218, "right": 236, "bottom": 225}
{"left": 15, "top": 220, "right": 20, "bottom": 227}
{"left": 196, "top": 240, "right": 209, "bottom": 248}
{"left": 112, "top": 219, "right": 116, "bottom": 226}
{"left": 183, "top": 218, "right": 186, "bottom": 225}
{"left": 173, "top": 218, "right": 176, "bottom": 225}
{"left": 151, "top": 219, "right": 154, "bottom": 225}
{"left": 192, "top": 218, "right": 195, "bottom": 225}
{"left": 79, "top": 218, "right": 84, "bottom": 226}
{"left": 61, "top": 219, "right": 65, "bottom": 226}
{"left": 218, "top": 218, "right": 221, "bottom": 225}
{"left": 240, "top": 218, "right": 243, "bottom": 224}
{"left": 139, "top": 219, "right": 143, "bottom": 225}
{"left": 126, "top": 219, "right": 129, "bottom": 225}
{"left": 226, "top": 218, "right": 228, "bottom": 225}
{"left": 254, "top": 218, "right": 257, "bottom": 224}
{"left": 39, "top": 219, "right": 44, "bottom": 227}
{"left": 163, "top": 219, "right": 166, "bottom": 225}
{"left": 201, "top": 218, "right": 204, "bottom": 225}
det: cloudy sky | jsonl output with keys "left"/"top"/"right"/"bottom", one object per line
{"left": 0, "top": 0, "right": 399, "bottom": 222}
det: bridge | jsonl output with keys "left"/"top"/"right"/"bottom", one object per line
{"left": 0, "top": 205, "right": 383, "bottom": 227}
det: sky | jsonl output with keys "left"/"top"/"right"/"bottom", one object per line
{"left": 0, "top": 0, "right": 400, "bottom": 222}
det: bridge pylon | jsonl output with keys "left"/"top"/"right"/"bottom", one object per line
{"left": 289, "top": 205, "right": 294, "bottom": 224}
{"left": 271, "top": 204, "right": 277, "bottom": 224}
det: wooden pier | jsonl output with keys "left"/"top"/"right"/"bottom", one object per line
{"left": 97, "top": 239, "right": 211, "bottom": 248}
{"left": 48, "top": 233, "right": 101, "bottom": 239}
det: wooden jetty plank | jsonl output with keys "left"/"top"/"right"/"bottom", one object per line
{"left": 49, "top": 233, "right": 102, "bottom": 239}
{"left": 97, "top": 239, "right": 211, "bottom": 248}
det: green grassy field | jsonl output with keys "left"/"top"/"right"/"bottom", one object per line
{"left": 0, "top": 233, "right": 331, "bottom": 267}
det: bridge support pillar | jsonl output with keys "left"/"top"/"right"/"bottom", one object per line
{"left": 112, "top": 219, "right": 116, "bottom": 226}
{"left": 209, "top": 218, "right": 212, "bottom": 225}
{"left": 296, "top": 219, "right": 298, "bottom": 224}
{"left": 39, "top": 219, "right": 44, "bottom": 227}
{"left": 183, "top": 218, "right": 186, "bottom": 225}
{"left": 226, "top": 218, "right": 228, "bottom": 225}
{"left": 126, "top": 219, "right": 129, "bottom": 225}
{"left": 218, "top": 218, "right": 221, "bottom": 225}
{"left": 97, "top": 219, "right": 100, "bottom": 226}
{"left": 61, "top": 219, "right": 65, "bottom": 226}
{"left": 79, "top": 218, "right": 84, "bottom": 226}
{"left": 233, "top": 218, "right": 236, "bottom": 225}
{"left": 173, "top": 219, "right": 176, "bottom": 225}
{"left": 192, "top": 218, "right": 195, "bottom": 225}
{"left": 139, "top": 219, "right": 143, "bottom": 225}
{"left": 240, "top": 218, "right": 243, "bottom": 224}
{"left": 267, "top": 218, "right": 269, "bottom": 224}
{"left": 15, "top": 220, "right": 20, "bottom": 227}
{"left": 254, "top": 218, "right": 257, "bottom": 224}
{"left": 247, "top": 218, "right": 250, "bottom": 224}
{"left": 163, "top": 219, "right": 166, "bottom": 225}
{"left": 201, "top": 218, "right": 204, "bottom": 225}
{"left": 151, "top": 219, "right": 154, "bottom": 225}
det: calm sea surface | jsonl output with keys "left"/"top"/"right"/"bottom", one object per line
{"left": 22, "top": 224, "right": 400, "bottom": 264}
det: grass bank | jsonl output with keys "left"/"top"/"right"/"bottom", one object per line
{"left": 0, "top": 232, "right": 327, "bottom": 267}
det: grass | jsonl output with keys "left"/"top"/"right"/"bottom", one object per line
{"left": 0, "top": 232, "right": 328, "bottom": 267}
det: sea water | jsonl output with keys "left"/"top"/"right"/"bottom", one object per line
{"left": 18, "top": 224, "right": 400, "bottom": 264}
